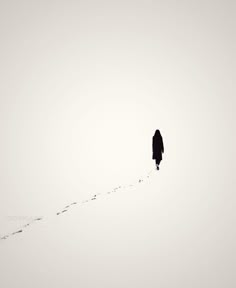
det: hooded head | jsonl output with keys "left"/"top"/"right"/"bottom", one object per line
{"left": 154, "top": 129, "right": 161, "bottom": 136}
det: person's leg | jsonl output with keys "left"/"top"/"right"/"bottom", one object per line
{"left": 155, "top": 159, "right": 159, "bottom": 170}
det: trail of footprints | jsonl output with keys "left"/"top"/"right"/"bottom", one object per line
{"left": 1, "top": 169, "right": 155, "bottom": 240}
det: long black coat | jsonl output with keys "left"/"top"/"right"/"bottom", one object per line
{"left": 152, "top": 130, "right": 164, "bottom": 164}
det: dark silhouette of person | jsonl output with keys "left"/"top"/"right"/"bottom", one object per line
{"left": 152, "top": 129, "right": 164, "bottom": 170}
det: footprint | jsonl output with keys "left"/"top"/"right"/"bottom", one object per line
{"left": 12, "top": 230, "right": 23, "bottom": 235}
{"left": 1, "top": 236, "right": 9, "bottom": 240}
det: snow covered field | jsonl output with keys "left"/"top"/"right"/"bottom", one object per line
{"left": 0, "top": 1, "right": 235, "bottom": 287}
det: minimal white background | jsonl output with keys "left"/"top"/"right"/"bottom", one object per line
{"left": 0, "top": 1, "right": 235, "bottom": 287}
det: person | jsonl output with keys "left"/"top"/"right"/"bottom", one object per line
{"left": 152, "top": 129, "right": 164, "bottom": 170}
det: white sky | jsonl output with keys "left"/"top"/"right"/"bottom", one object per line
{"left": 0, "top": 1, "right": 235, "bottom": 287}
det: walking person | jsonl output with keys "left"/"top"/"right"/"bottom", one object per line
{"left": 152, "top": 129, "right": 164, "bottom": 170}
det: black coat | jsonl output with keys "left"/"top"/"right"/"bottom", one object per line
{"left": 152, "top": 130, "right": 164, "bottom": 163}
